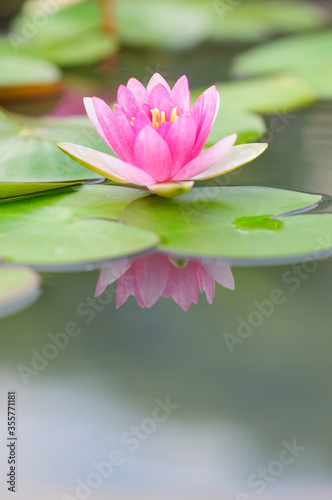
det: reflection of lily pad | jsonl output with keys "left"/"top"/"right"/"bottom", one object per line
{"left": 123, "top": 186, "right": 332, "bottom": 264}
{"left": 0, "top": 108, "right": 113, "bottom": 183}
{"left": 0, "top": 185, "right": 158, "bottom": 270}
{"left": 206, "top": 106, "right": 266, "bottom": 146}
{"left": 0, "top": 265, "right": 41, "bottom": 319}
{"left": 116, "top": 0, "right": 211, "bottom": 51}
{"left": 8, "top": 0, "right": 118, "bottom": 67}
{"left": 233, "top": 31, "right": 332, "bottom": 100}
{"left": 0, "top": 53, "right": 63, "bottom": 101}
{"left": 211, "top": 1, "right": 325, "bottom": 42}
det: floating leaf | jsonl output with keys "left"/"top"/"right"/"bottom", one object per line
{"left": 216, "top": 75, "right": 314, "bottom": 113}
{"left": 234, "top": 215, "right": 284, "bottom": 231}
{"left": 0, "top": 185, "right": 158, "bottom": 271}
{"left": 116, "top": 0, "right": 211, "bottom": 51}
{"left": 233, "top": 31, "right": 332, "bottom": 100}
{"left": 8, "top": 0, "right": 118, "bottom": 67}
{"left": 0, "top": 181, "right": 82, "bottom": 201}
{"left": 0, "top": 108, "right": 113, "bottom": 183}
{"left": 0, "top": 265, "right": 41, "bottom": 319}
{"left": 211, "top": 1, "right": 325, "bottom": 42}
{"left": 36, "top": 30, "right": 118, "bottom": 67}
{"left": 123, "top": 186, "right": 332, "bottom": 264}
{"left": 0, "top": 52, "right": 63, "bottom": 101}
{"left": 233, "top": 30, "right": 332, "bottom": 76}
{"left": 206, "top": 105, "right": 266, "bottom": 146}
{"left": 292, "top": 66, "right": 332, "bottom": 101}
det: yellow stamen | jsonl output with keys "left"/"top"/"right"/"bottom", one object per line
{"left": 154, "top": 108, "right": 161, "bottom": 122}
{"left": 130, "top": 116, "right": 135, "bottom": 126}
{"left": 171, "top": 107, "right": 178, "bottom": 123}
{"left": 150, "top": 109, "right": 159, "bottom": 128}
{"left": 150, "top": 107, "right": 178, "bottom": 128}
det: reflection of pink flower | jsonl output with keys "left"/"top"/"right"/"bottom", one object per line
{"left": 95, "top": 253, "right": 234, "bottom": 311}
{"left": 58, "top": 73, "right": 266, "bottom": 197}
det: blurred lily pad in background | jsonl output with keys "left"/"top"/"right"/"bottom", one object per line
{"left": 0, "top": 265, "right": 41, "bottom": 319}
{"left": 116, "top": 0, "right": 211, "bottom": 51}
{"left": 0, "top": 50, "right": 63, "bottom": 101}
{"left": 233, "top": 30, "right": 332, "bottom": 100}
{"left": 4, "top": 0, "right": 118, "bottom": 67}
{"left": 192, "top": 74, "right": 315, "bottom": 126}
{"left": 206, "top": 106, "right": 266, "bottom": 146}
{"left": 210, "top": 0, "right": 325, "bottom": 42}
{"left": 216, "top": 75, "right": 315, "bottom": 113}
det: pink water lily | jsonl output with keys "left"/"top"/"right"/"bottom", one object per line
{"left": 95, "top": 253, "right": 235, "bottom": 311}
{"left": 58, "top": 73, "right": 267, "bottom": 197}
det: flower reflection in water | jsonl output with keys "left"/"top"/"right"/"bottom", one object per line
{"left": 95, "top": 253, "right": 234, "bottom": 310}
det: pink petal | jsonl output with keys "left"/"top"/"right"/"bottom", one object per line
{"left": 140, "top": 103, "right": 152, "bottom": 116}
{"left": 172, "top": 75, "right": 191, "bottom": 114}
{"left": 114, "top": 104, "right": 136, "bottom": 164}
{"left": 148, "top": 84, "right": 173, "bottom": 117}
{"left": 126, "top": 78, "right": 148, "bottom": 107}
{"left": 132, "top": 110, "right": 152, "bottom": 136}
{"left": 196, "top": 264, "right": 216, "bottom": 304}
{"left": 84, "top": 97, "right": 123, "bottom": 158}
{"left": 95, "top": 259, "right": 133, "bottom": 297}
{"left": 190, "top": 143, "right": 268, "bottom": 181}
{"left": 201, "top": 261, "right": 235, "bottom": 290}
{"left": 164, "top": 115, "right": 197, "bottom": 177}
{"left": 116, "top": 267, "right": 136, "bottom": 308}
{"left": 147, "top": 73, "right": 171, "bottom": 94}
{"left": 172, "top": 133, "right": 237, "bottom": 181}
{"left": 134, "top": 254, "right": 171, "bottom": 308}
{"left": 134, "top": 126, "right": 173, "bottom": 182}
{"left": 155, "top": 122, "right": 172, "bottom": 139}
{"left": 57, "top": 142, "right": 155, "bottom": 185}
{"left": 117, "top": 85, "right": 140, "bottom": 117}
{"left": 190, "top": 86, "right": 220, "bottom": 159}
{"left": 133, "top": 279, "right": 146, "bottom": 308}
{"left": 162, "top": 262, "right": 199, "bottom": 311}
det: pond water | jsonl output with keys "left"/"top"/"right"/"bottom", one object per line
{"left": 1, "top": 44, "right": 332, "bottom": 500}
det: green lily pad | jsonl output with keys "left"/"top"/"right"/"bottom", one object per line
{"left": 0, "top": 185, "right": 158, "bottom": 270}
{"left": 116, "top": 0, "right": 211, "bottom": 51}
{"left": 0, "top": 108, "right": 114, "bottom": 183}
{"left": 234, "top": 30, "right": 332, "bottom": 76}
{"left": 217, "top": 75, "right": 314, "bottom": 114}
{"left": 234, "top": 215, "right": 284, "bottom": 231}
{"left": 0, "top": 265, "right": 41, "bottom": 319}
{"left": 192, "top": 75, "right": 314, "bottom": 115}
{"left": 0, "top": 181, "right": 82, "bottom": 201}
{"left": 0, "top": 53, "right": 62, "bottom": 101}
{"left": 233, "top": 31, "right": 332, "bottom": 100}
{"left": 123, "top": 186, "right": 332, "bottom": 264}
{"left": 211, "top": 1, "right": 325, "bottom": 42}
{"left": 206, "top": 105, "right": 266, "bottom": 146}
{"left": 8, "top": 0, "right": 118, "bottom": 67}
{"left": 292, "top": 66, "right": 332, "bottom": 101}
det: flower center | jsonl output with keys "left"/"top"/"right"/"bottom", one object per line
{"left": 150, "top": 107, "right": 178, "bottom": 128}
